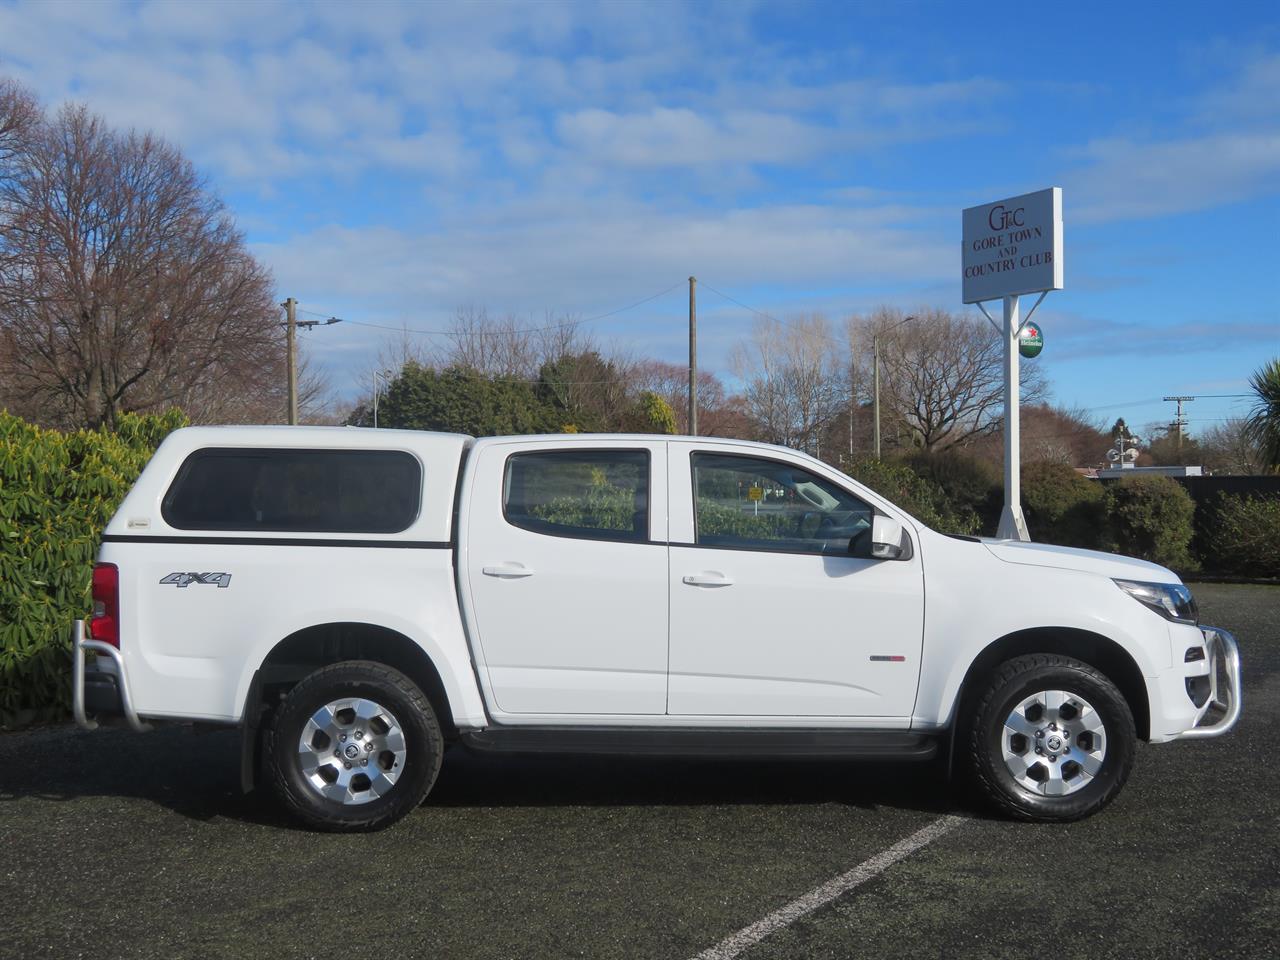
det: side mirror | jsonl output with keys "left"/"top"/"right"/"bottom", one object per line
{"left": 870, "top": 515, "right": 911, "bottom": 560}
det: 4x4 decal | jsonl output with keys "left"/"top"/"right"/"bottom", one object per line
{"left": 159, "top": 572, "right": 232, "bottom": 588}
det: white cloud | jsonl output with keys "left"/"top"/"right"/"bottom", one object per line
{"left": 1069, "top": 131, "right": 1280, "bottom": 224}
{"left": 556, "top": 107, "right": 832, "bottom": 168}
{"left": 256, "top": 199, "right": 951, "bottom": 323}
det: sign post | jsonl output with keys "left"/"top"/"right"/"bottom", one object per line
{"left": 962, "top": 187, "right": 1063, "bottom": 541}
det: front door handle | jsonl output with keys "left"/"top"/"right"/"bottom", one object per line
{"left": 482, "top": 562, "right": 534, "bottom": 579}
{"left": 682, "top": 572, "right": 734, "bottom": 587}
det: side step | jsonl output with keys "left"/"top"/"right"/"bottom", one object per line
{"left": 460, "top": 726, "right": 939, "bottom": 761}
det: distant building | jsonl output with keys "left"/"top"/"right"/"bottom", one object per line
{"left": 1096, "top": 465, "right": 1203, "bottom": 479}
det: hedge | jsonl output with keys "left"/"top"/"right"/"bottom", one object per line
{"left": 1105, "top": 474, "right": 1196, "bottom": 571}
{"left": 844, "top": 456, "right": 978, "bottom": 535}
{"left": 0, "top": 410, "right": 186, "bottom": 727}
{"left": 1020, "top": 461, "right": 1108, "bottom": 549}
{"left": 1200, "top": 493, "right": 1280, "bottom": 579}
{"left": 905, "top": 451, "right": 1001, "bottom": 535}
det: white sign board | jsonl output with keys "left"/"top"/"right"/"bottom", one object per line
{"left": 962, "top": 187, "right": 1063, "bottom": 303}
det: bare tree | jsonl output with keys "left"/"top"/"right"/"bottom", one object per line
{"left": 629, "top": 359, "right": 752, "bottom": 437}
{"left": 438, "top": 306, "right": 539, "bottom": 378}
{"left": 0, "top": 77, "right": 39, "bottom": 169}
{"left": 0, "top": 95, "right": 282, "bottom": 428}
{"left": 1200, "top": 418, "right": 1267, "bottom": 475}
{"left": 851, "top": 307, "right": 1046, "bottom": 453}
{"left": 733, "top": 313, "right": 848, "bottom": 455}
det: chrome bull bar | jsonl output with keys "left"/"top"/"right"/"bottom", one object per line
{"left": 1176, "top": 625, "right": 1241, "bottom": 740}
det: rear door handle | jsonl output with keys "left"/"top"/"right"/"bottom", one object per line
{"left": 482, "top": 562, "right": 534, "bottom": 579}
{"left": 682, "top": 573, "right": 734, "bottom": 587}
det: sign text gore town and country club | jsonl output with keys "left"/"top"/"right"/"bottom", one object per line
{"left": 961, "top": 187, "right": 1063, "bottom": 303}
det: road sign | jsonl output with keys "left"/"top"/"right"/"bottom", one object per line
{"left": 1018, "top": 322, "right": 1044, "bottom": 358}
{"left": 747, "top": 486, "right": 764, "bottom": 502}
{"left": 962, "top": 187, "right": 1063, "bottom": 304}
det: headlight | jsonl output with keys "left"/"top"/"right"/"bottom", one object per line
{"left": 1113, "top": 579, "right": 1198, "bottom": 624}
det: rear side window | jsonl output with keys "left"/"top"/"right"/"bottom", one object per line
{"left": 162, "top": 448, "right": 422, "bottom": 533}
{"left": 503, "top": 449, "right": 649, "bottom": 543}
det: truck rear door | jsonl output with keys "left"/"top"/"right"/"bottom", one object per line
{"left": 460, "top": 438, "right": 669, "bottom": 717}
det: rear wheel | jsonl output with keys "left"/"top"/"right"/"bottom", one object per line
{"left": 265, "top": 660, "right": 443, "bottom": 831}
{"left": 966, "top": 654, "right": 1136, "bottom": 822}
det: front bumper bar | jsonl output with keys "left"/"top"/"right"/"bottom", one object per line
{"left": 1175, "top": 625, "right": 1241, "bottom": 740}
{"left": 71, "top": 619, "right": 151, "bottom": 733}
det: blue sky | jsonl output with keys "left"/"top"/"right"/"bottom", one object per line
{"left": 2, "top": 0, "right": 1277, "bottom": 436}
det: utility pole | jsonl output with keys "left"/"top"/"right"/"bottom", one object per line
{"left": 688, "top": 276, "right": 698, "bottom": 436}
{"left": 283, "top": 297, "right": 298, "bottom": 425}
{"left": 281, "top": 298, "right": 342, "bottom": 426}
{"left": 1163, "top": 395, "right": 1194, "bottom": 451}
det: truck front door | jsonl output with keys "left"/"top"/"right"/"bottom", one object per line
{"left": 666, "top": 444, "right": 924, "bottom": 719}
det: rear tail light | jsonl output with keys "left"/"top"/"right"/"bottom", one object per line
{"left": 90, "top": 563, "right": 120, "bottom": 647}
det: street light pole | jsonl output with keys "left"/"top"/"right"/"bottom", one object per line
{"left": 873, "top": 335, "right": 881, "bottom": 460}
{"left": 873, "top": 315, "right": 915, "bottom": 460}
{"left": 372, "top": 369, "right": 391, "bottom": 428}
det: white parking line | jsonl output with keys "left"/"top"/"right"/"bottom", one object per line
{"left": 690, "top": 814, "right": 967, "bottom": 960}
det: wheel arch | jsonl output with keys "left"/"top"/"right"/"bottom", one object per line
{"left": 240, "top": 621, "right": 456, "bottom": 792}
{"left": 950, "top": 627, "right": 1150, "bottom": 742}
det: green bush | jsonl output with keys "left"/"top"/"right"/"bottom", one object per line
{"left": 842, "top": 457, "right": 969, "bottom": 533}
{"left": 0, "top": 409, "right": 186, "bottom": 727}
{"left": 530, "top": 477, "right": 638, "bottom": 533}
{"left": 1200, "top": 494, "right": 1280, "bottom": 578}
{"left": 1105, "top": 474, "right": 1196, "bottom": 570}
{"left": 696, "top": 498, "right": 792, "bottom": 540}
{"left": 1020, "top": 461, "right": 1108, "bottom": 549}
{"left": 905, "top": 451, "right": 1001, "bottom": 535}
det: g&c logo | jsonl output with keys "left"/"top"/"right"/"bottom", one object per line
{"left": 988, "top": 204, "right": 1025, "bottom": 231}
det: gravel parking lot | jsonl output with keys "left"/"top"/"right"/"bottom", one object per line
{"left": 2, "top": 583, "right": 1276, "bottom": 960}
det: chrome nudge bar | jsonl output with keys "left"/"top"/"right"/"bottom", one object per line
{"left": 71, "top": 619, "right": 151, "bottom": 733}
{"left": 1177, "top": 626, "right": 1242, "bottom": 740}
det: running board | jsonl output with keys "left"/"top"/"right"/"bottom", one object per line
{"left": 460, "top": 727, "right": 938, "bottom": 761}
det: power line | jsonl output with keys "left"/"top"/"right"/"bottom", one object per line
{"left": 298, "top": 279, "right": 687, "bottom": 339}
{"left": 699, "top": 281, "right": 853, "bottom": 349}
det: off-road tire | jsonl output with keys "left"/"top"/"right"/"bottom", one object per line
{"left": 265, "top": 660, "right": 443, "bottom": 832}
{"left": 966, "top": 653, "right": 1136, "bottom": 822}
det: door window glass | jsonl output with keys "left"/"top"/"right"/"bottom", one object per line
{"left": 692, "top": 453, "right": 872, "bottom": 555}
{"left": 504, "top": 450, "right": 649, "bottom": 542}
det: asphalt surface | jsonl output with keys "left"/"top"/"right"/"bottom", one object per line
{"left": 1, "top": 583, "right": 1276, "bottom": 960}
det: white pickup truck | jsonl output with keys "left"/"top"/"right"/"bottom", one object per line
{"left": 72, "top": 426, "right": 1240, "bottom": 831}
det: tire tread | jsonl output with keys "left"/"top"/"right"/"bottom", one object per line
{"left": 264, "top": 659, "right": 443, "bottom": 832}
{"left": 966, "top": 653, "right": 1136, "bottom": 823}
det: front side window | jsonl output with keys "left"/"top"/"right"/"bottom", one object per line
{"left": 504, "top": 449, "right": 649, "bottom": 543}
{"left": 693, "top": 453, "right": 873, "bottom": 555}
{"left": 162, "top": 448, "right": 422, "bottom": 533}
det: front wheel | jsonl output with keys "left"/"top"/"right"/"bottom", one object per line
{"left": 966, "top": 654, "right": 1136, "bottom": 822}
{"left": 265, "top": 660, "right": 443, "bottom": 832}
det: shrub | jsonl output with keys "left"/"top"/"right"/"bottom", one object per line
{"left": 1020, "top": 461, "right": 1108, "bottom": 549}
{"left": 1200, "top": 494, "right": 1280, "bottom": 578}
{"left": 1105, "top": 474, "right": 1196, "bottom": 570}
{"left": 0, "top": 410, "right": 186, "bottom": 726}
{"left": 906, "top": 451, "right": 1001, "bottom": 535}
{"left": 842, "top": 456, "right": 966, "bottom": 533}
